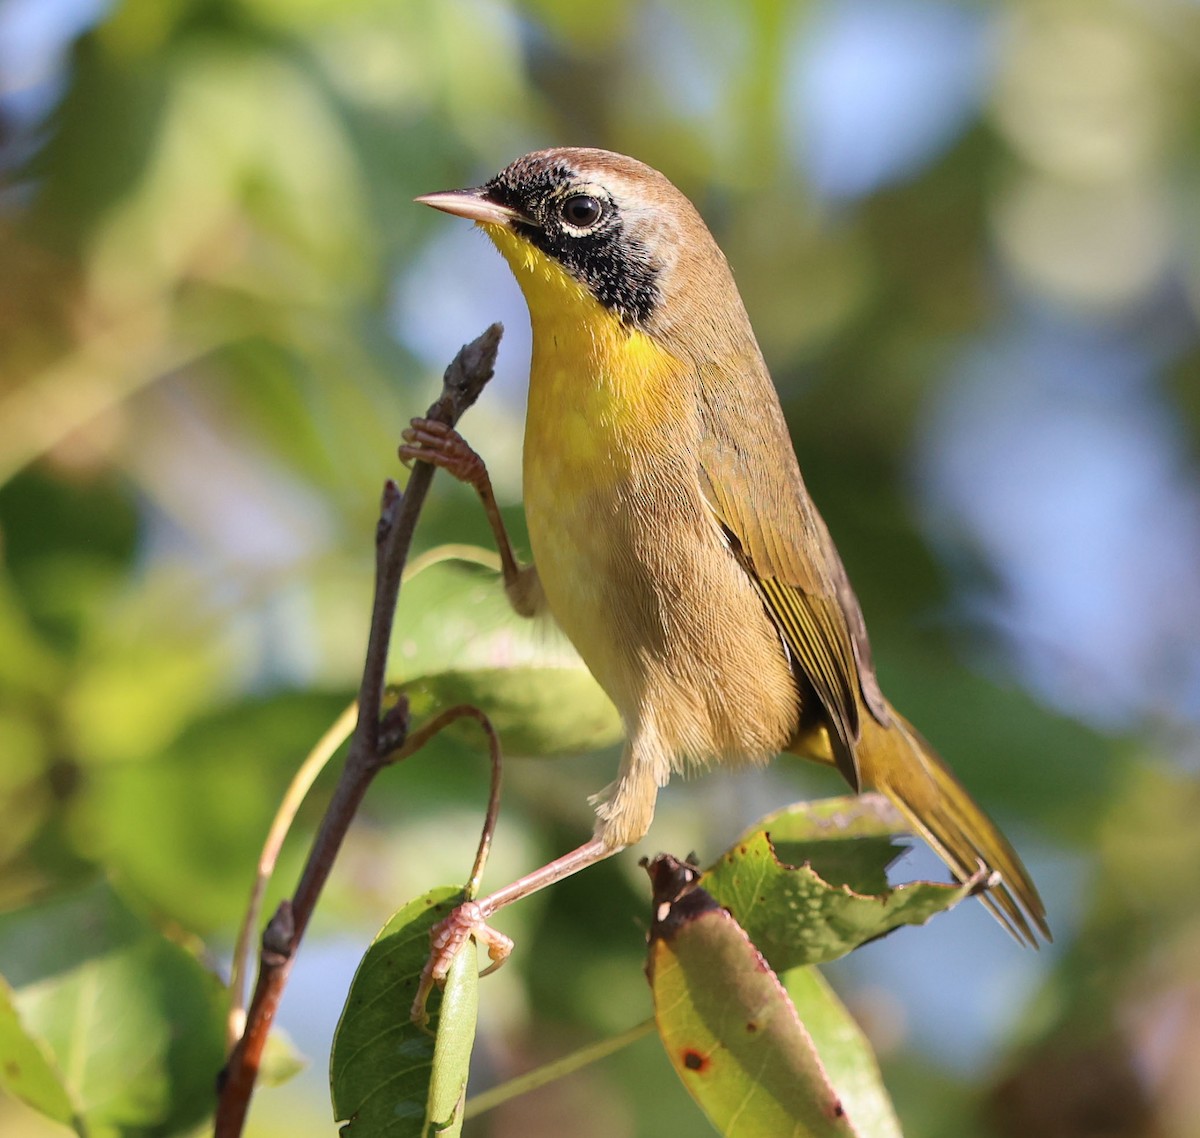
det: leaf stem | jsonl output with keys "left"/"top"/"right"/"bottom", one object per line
{"left": 387, "top": 704, "right": 503, "bottom": 899}
{"left": 463, "top": 1017, "right": 657, "bottom": 1121}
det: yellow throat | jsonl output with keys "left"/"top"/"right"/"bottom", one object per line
{"left": 480, "top": 221, "right": 687, "bottom": 467}
{"left": 477, "top": 220, "right": 693, "bottom": 712}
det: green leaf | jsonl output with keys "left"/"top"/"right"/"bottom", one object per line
{"left": 72, "top": 691, "right": 349, "bottom": 932}
{"left": 645, "top": 859, "right": 859, "bottom": 1138}
{"left": 65, "top": 623, "right": 231, "bottom": 766}
{"left": 739, "top": 794, "right": 910, "bottom": 894}
{"left": 0, "top": 468, "right": 139, "bottom": 649}
{"left": 0, "top": 879, "right": 227, "bottom": 1138}
{"left": 702, "top": 796, "right": 979, "bottom": 972}
{"left": 0, "top": 574, "right": 62, "bottom": 696}
{"left": 0, "top": 976, "right": 75, "bottom": 1127}
{"left": 331, "top": 887, "right": 481, "bottom": 1137}
{"left": 260, "top": 1025, "right": 308, "bottom": 1088}
{"left": 391, "top": 553, "right": 622, "bottom": 757}
{"left": 424, "top": 938, "right": 479, "bottom": 1137}
{"left": 402, "top": 666, "right": 623, "bottom": 758}
{"left": 784, "top": 969, "right": 902, "bottom": 1138}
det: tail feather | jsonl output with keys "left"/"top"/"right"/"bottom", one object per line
{"left": 864, "top": 710, "right": 1051, "bottom": 947}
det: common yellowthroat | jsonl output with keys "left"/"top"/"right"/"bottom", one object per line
{"left": 403, "top": 148, "right": 1048, "bottom": 995}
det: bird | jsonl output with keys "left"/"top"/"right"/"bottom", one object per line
{"left": 402, "top": 147, "right": 1048, "bottom": 1011}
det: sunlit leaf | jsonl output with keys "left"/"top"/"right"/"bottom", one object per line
{"left": 402, "top": 666, "right": 623, "bottom": 758}
{"left": 740, "top": 794, "right": 909, "bottom": 894}
{"left": 391, "top": 553, "right": 622, "bottom": 757}
{"left": 65, "top": 628, "right": 232, "bottom": 766}
{"left": 784, "top": 969, "right": 902, "bottom": 1138}
{"left": 84, "top": 40, "right": 371, "bottom": 310}
{"left": 0, "top": 976, "right": 74, "bottom": 1127}
{"left": 0, "top": 879, "right": 227, "bottom": 1138}
{"left": 331, "top": 887, "right": 480, "bottom": 1137}
{"left": 71, "top": 691, "right": 348, "bottom": 932}
{"left": 702, "top": 796, "right": 980, "bottom": 973}
{"left": 645, "top": 856, "right": 859, "bottom": 1138}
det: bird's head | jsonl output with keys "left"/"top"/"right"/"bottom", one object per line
{"left": 417, "top": 148, "right": 747, "bottom": 355}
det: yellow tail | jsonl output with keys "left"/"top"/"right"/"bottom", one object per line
{"left": 858, "top": 707, "right": 1050, "bottom": 946}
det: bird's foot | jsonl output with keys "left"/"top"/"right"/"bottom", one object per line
{"left": 967, "top": 860, "right": 1002, "bottom": 895}
{"left": 410, "top": 900, "right": 514, "bottom": 1026}
{"left": 399, "top": 418, "right": 489, "bottom": 494}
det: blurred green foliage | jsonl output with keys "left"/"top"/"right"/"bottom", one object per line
{"left": 1, "top": 0, "right": 1199, "bottom": 1135}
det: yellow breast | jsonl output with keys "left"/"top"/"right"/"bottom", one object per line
{"left": 478, "top": 221, "right": 799, "bottom": 768}
{"left": 483, "top": 223, "right": 690, "bottom": 696}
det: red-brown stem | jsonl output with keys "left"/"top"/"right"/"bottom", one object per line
{"left": 214, "top": 324, "right": 502, "bottom": 1138}
{"left": 390, "top": 704, "right": 504, "bottom": 899}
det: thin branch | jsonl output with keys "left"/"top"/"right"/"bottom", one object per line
{"left": 214, "top": 323, "right": 503, "bottom": 1138}
{"left": 226, "top": 700, "right": 358, "bottom": 1051}
{"left": 225, "top": 549, "right": 501, "bottom": 1049}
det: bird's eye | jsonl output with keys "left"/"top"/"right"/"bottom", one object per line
{"left": 560, "top": 194, "right": 604, "bottom": 228}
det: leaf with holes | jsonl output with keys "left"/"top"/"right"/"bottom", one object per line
{"left": 701, "top": 795, "right": 982, "bottom": 972}
{"left": 740, "top": 794, "right": 911, "bottom": 894}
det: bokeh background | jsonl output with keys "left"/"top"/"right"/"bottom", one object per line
{"left": 3, "top": 0, "right": 1200, "bottom": 1135}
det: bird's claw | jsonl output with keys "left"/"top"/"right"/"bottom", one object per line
{"left": 410, "top": 900, "right": 514, "bottom": 1027}
{"left": 966, "top": 859, "right": 1003, "bottom": 896}
{"left": 399, "top": 418, "right": 488, "bottom": 492}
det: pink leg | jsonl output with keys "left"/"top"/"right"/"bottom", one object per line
{"left": 399, "top": 418, "right": 522, "bottom": 589}
{"left": 410, "top": 837, "right": 617, "bottom": 1024}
